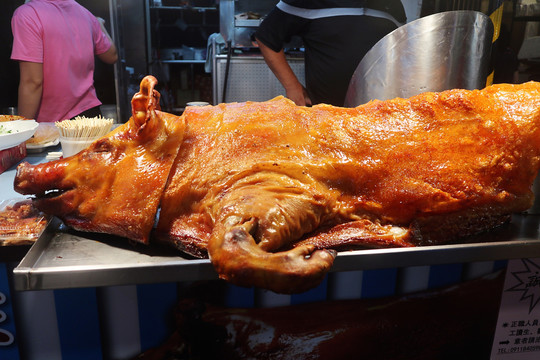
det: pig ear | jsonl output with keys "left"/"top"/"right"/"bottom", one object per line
{"left": 131, "top": 75, "right": 162, "bottom": 128}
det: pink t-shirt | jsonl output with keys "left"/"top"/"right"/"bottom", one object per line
{"left": 11, "top": 0, "right": 112, "bottom": 123}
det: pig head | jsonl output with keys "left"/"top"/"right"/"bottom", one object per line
{"left": 15, "top": 76, "right": 185, "bottom": 244}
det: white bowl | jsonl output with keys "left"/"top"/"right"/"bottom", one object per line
{"left": 0, "top": 120, "right": 39, "bottom": 151}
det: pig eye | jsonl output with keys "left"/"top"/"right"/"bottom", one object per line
{"left": 93, "top": 139, "right": 113, "bottom": 153}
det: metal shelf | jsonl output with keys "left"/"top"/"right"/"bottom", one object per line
{"left": 514, "top": 16, "right": 540, "bottom": 21}
{"left": 13, "top": 214, "right": 540, "bottom": 291}
{"left": 159, "top": 59, "right": 206, "bottom": 64}
{"left": 149, "top": 5, "right": 216, "bottom": 11}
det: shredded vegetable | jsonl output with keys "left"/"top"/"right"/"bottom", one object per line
{"left": 0, "top": 125, "right": 13, "bottom": 135}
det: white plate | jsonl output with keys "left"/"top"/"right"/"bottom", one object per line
{"left": 0, "top": 120, "right": 39, "bottom": 151}
{"left": 26, "top": 138, "right": 60, "bottom": 153}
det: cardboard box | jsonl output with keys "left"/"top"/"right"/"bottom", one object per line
{"left": 0, "top": 143, "right": 26, "bottom": 174}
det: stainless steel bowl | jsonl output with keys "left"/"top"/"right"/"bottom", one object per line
{"left": 344, "top": 11, "right": 494, "bottom": 107}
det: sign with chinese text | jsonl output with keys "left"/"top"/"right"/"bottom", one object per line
{"left": 492, "top": 258, "right": 540, "bottom": 358}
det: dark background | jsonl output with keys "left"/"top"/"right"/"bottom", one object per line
{"left": 0, "top": 0, "right": 532, "bottom": 113}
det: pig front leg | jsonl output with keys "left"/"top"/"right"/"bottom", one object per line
{"left": 207, "top": 179, "right": 337, "bottom": 294}
{"left": 210, "top": 217, "right": 336, "bottom": 294}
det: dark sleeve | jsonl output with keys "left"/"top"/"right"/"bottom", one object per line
{"left": 254, "top": 8, "right": 308, "bottom": 52}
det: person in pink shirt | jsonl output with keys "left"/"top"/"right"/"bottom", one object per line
{"left": 11, "top": 0, "right": 118, "bottom": 123}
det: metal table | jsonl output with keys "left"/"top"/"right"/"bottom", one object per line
{"left": 12, "top": 213, "right": 540, "bottom": 291}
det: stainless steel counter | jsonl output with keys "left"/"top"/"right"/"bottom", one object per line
{"left": 12, "top": 213, "right": 540, "bottom": 291}
{"left": 12, "top": 219, "right": 217, "bottom": 290}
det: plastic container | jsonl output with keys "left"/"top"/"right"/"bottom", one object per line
{"left": 0, "top": 199, "right": 51, "bottom": 246}
{"left": 60, "top": 136, "right": 98, "bottom": 157}
{"left": 186, "top": 101, "right": 210, "bottom": 107}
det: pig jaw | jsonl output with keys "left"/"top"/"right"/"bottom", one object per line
{"left": 14, "top": 158, "right": 99, "bottom": 228}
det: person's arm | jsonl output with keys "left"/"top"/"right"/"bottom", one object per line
{"left": 96, "top": 17, "right": 118, "bottom": 64}
{"left": 97, "top": 45, "right": 118, "bottom": 65}
{"left": 18, "top": 61, "right": 43, "bottom": 119}
{"left": 256, "top": 38, "right": 311, "bottom": 106}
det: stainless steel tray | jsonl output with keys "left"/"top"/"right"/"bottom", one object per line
{"left": 13, "top": 214, "right": 540, "bottom": 291}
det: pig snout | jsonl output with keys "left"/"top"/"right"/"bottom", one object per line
{"left": 14, "top": 161, "right": 69, "bottom": 196}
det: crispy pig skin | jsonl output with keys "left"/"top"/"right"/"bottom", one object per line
{"left": 14, "top": 77, "right": 540, "bottom": 293}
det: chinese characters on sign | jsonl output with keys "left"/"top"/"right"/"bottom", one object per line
{"left": 492, "top": 258, "right": 540, "bottom": 358}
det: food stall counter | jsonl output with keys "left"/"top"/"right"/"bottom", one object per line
{"left": 10, "top": 215, "right": 540, "bottom": 291}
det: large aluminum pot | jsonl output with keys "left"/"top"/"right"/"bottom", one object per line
{"left": 344, "top": 11, "right": 494, "bottom": 107}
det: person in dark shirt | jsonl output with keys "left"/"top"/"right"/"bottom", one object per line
{"left": 255, "top": 0, "right": 406, "bottom": 106}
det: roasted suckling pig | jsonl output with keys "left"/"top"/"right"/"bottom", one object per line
{"left": 14, "top": 76, "right": 540, "bottom": 293}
